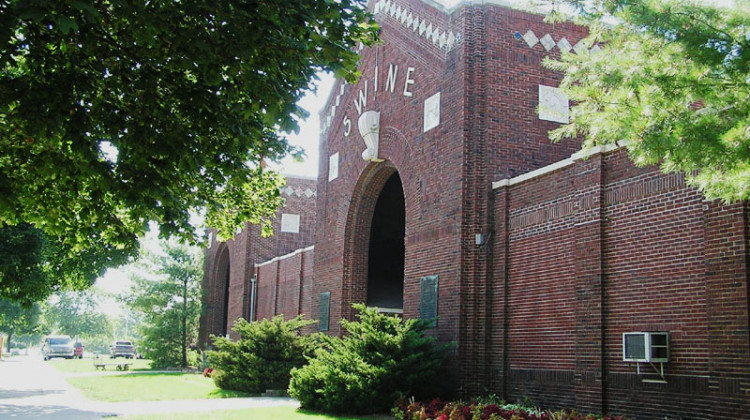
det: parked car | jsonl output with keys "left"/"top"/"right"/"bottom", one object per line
{"left": 110, "top": 340, "right": 137, "bottom": 359}
{"left": 42, "top": 336, "right": 75, "bottom": 360}
{"left": 73, "top": 342, "right": 84, "bottom": 359}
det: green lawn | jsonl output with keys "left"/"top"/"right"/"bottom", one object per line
{"left": 66, "top": 372, "right": 250, "bottom": 402}
{"left": 49, "top": 356, "right": 153, "bottom": 373}
{"left": 122, "top": 405, "right": 390, "bottom": 420}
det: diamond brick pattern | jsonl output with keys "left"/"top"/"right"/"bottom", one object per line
{"left": 523, "top": 30, "right": 539, "bottom": 48}
{"left": 540, "top": 33, "right": 555, "bottom": 51}
{"left": 518, "top": 29, "right": 597, "bottom": 56}
{"left": 374, "top": 0, "right": 461, "bottom": 53}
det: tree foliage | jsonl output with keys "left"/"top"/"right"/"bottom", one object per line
{"left": 545, "top": 0, "right": 750, "bottom": 201}
{"left": 124, "top": 240, "right": 203, "bottom": 368}
{"left": 0, "top": 297, "right": 42, "bottom": 351}
{"left": 0, "top": 223, "right": 128, "bottom": 305}
{"left": 43, "top": 290, "right": 112, "bottom": 339}
{"left": 0, "top": 0, "right": 377, "bottom": 302}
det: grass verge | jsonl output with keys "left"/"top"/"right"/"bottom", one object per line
{"left": 66, "top": 372, "right": 250, "bottom": 402}
{"left": 122, "top": 405, "right": 390, "bottom": 420}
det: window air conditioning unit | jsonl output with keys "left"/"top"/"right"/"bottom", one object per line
{"left": 622, "top": 332, "right": 669, "bottom": 363}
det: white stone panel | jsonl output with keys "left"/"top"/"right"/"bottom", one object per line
{"left": 557, "top": 37, "right": 572, "bottom": 54}
{"left": 538, "top": 85, "right": 569, "bottom": 124}
{"left": 540, "top": 34, "right": 555, "bottom": 51}
{"left": 523, "top": 30, "right": 538, "bottom": 48}
{"left": 424, "top": 92, "right": 441, "bottom": 133}
{"left": 573, "top": 40, "right": 588, "bottom": 55}
{"left": 328, "top": 152, "right": 339, "bottom": 181}
{"left": 447, "top": 32, "right": 456, "bottom": 49}
{"left": 281, "top": 213, "right": 300, "bottom": 234}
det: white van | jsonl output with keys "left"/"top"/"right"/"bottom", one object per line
{"left": 42, "top": 335, "right": 75, "bottom": 360}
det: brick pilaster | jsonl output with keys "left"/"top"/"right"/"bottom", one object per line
{"left": 704, "top": 201, "right": 750, "bottom": 417}
{"left": 491, "top": 182, "right": 511, "bottom": 396}
{"left": 572, "top": 152, "right": 605, "bottom": 413}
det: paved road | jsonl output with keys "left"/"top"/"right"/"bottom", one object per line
{"left": 0, "top": 354, "right": 298, "bottom": 419}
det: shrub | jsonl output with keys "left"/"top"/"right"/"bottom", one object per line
{"left": 144, "top": 343, "right": 199, "bottom": 369}
{"left": 208, "top": 315, "right": 317, "bottom": 394}
{"left": 289, "top": 304, "right": 453, "bottom": 414}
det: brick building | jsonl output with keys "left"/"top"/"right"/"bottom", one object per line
{"left": 201, "top": 1, "right": 750, "bottom": 418}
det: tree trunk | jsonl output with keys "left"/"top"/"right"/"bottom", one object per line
{"left": 6, "top": 330, "right": 12, "bottom": 353}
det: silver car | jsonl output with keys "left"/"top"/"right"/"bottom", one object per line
{"left": 110, "top": 340, "right": 137, "bottom": 359}
{"left": 42, "top": 336, "right": 75, "bottom": 360}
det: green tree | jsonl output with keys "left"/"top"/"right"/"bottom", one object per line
{"left": 0, "top": 223, "right": 49, "bottom": 305}
{"left": 124, "top": 240, "right": 203, "bottom": 368}
{"left": 0, "top": 222, "right": 128, "bottom": 306}
{"left": 0, "top": 297, "right": 42, "bottom": 352}
{"left": 545, "top": 0, "right": 750, "bottom": 202}
{"left": 0, "top": 0, "right": 377, "bottom": 303}
{"left": 43, "top": 290, "right": 112, "bottom": 340}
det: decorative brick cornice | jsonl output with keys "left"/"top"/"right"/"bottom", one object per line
{"left": 372, "top": 0, "right": 463, "bottom": 53}
{"left": 514, "top": 29, "right": 600, "bottom": 55}
{"left": 280, "top": 185, "right": 317, "bottom": 198}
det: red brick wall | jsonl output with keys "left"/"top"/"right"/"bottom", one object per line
{"left": 255, "top": 259, "right": 278, "bottom": 322}
{"left": 199, "top": 176, "right": 316, "bottom": 343}
{"left": 314, "top": 0, "right": 467, "bottom": 342}
{"left": 492, "top": 148, "right": 750, "bottom": 419}
{"left": 251, "top": 247, "right": 315, "bottom": 324}
{"left": 202, "top": 1, "right": 750, "bottom": 418}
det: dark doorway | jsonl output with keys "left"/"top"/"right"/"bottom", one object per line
{"left": 366, "top": 172, "right": 405, "bottom": 310}
{"left": 217, "top": 247, "right": 230, "bottom": 337}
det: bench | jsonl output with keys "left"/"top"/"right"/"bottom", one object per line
{"left": 93, "top": 361, "right": 132, "bottom": 371}
{"left": 93, "top": 355, "right": 132, "bottom": 371}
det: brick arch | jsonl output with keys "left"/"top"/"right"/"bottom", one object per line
{"left": 378, "top": 126, "right": 423, "bottom": 228}
{"left": 210, "top": 243, "right": 231, "bottom": 337}
{"left": 340, "top": 126, "right": 422, "bottom": 322}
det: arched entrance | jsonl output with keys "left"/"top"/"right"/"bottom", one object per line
{"left": 215, "top": 245, "right": 231, "bottom": 337}
{"left": 366, "top": 172, "right": 405, "bottom": 311}
{"left": 342, "top": 162, "right": 406, "bottom": 322}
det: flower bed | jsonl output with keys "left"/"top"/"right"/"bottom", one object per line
{"left": 393, "top": 398, "right": 629, "bottom": 420}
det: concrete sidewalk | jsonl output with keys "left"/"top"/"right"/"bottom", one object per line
{"left": 0, "top": 355, "right": 298, "bottom": 419}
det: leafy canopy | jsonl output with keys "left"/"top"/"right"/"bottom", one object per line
{"left": 545, "top": 0, "right": 750, "bottom": 202}
{"left": 0, "top": 223, "right": 129, "bottom": 305}
{"left": 43, "top": 290, "right": 112, "bottom": 339}
{"left": 0, "top": 0, "right": 377, "bottom": 299}
{"left": 0, "top": 297, "right": 43, "bottom": 351}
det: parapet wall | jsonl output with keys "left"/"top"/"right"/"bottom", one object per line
{"left": 490, "top": 146, "right": 750, "bottom": 419}
{"left": 254, "top": 247, "right": 316, "bottom": 332}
